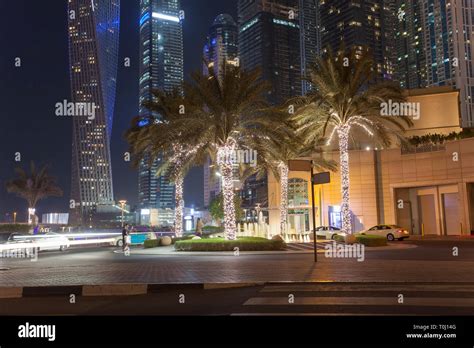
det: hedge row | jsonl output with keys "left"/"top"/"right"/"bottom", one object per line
{"left": 174, "top": 237, "right": 285, "bottom": 252}
{"left": 0, "top": 224, "right": 31, "bottom": 233}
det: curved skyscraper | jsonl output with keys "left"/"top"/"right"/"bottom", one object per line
{"left": 68, "top": 0, "right": 120, "bottom": 224}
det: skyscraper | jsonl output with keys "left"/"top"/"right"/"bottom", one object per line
{"left": 238, "top": 0, "right": 302, "bottom": 105}
{"left": 138, "top": 0, "right": 184, "bottom": 216}
{"left": 202, "top": 14, "right": 239, "bottom": 207}
{"left": 237, "top": 0, "right": 319, "bottom": 209}
{"left": 319, "top": 0, "right": 396, "bottom": 81}
{"left": 68, "top": 0, "right": 120, "bottom": 224}
{"left": 299, "top": 0, "right": 320, "bottom": 94}
{"left": 394, "top": 0, "right": 426, "bottom": 89}
{"left": 419, "top": 0, "right": 474, "bottom": 128}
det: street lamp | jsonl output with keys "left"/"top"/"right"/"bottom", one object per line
{"left": 118, "top": 200, "right": 127, "bottom": 228}
{"left": 13, "top": 212, "right": 17, "bottom": 224}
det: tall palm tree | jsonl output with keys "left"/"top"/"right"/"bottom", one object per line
{"left": 5, "top": 161, "right": 63, "bottom": 224}
{"left": 130, "top": 65, "right": 279, "bottom": 240}
{"left": 292, "top": 47, "right": 413, "bottom": 235}
{"left": 126, "top": 90, "right": 204, "bottom": 237}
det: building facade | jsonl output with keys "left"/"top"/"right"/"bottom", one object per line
{"left": 419, "top": 0, "right": 474, "bottom": 128}
{"left": 138, "top": 0, "right": 184, "bottom": 219}
{"left": 394, "top": 0, "right": 427, "bottom": 89}
{"left": 267, "top": 88, "right": 474, "bottom": 236}
{"left": 68, "top": 0, "right": 120, "bottom": 225}
{"left": 319, "top": 0, "right": 396, "bottom": 80}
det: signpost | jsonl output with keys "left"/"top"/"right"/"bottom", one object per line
{"left": 288, "top": 160, "right": 330, "bottom": 262}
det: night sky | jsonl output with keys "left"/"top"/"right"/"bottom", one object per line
{"left": 0, "top": 0, "right": 237, "bottom": 222}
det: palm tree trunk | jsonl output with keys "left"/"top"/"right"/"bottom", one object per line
{"left": 217, "top": 145, "right": 237, "bottom": 240}
{"left": 278, "top": 162, "right": 289, "bottom": 235}
{"left": 174, "top": 174, "right": 184, "bottom": 237}
{"left": 337, "top": 126, "right": 352, "bottom": 234}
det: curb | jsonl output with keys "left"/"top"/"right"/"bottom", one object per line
{"left": 0, "top": 282, "right": 261, "bottom": 299}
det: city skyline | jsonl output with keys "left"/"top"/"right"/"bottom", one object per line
{"left": 0, "top": 0, "right": 236, "bottom": 221}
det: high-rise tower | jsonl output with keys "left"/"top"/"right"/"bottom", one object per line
{"left": 202, "top": 14, "right": 239, "bottom": 208}
{"left": 68, "top": 0, "right": 120, "bottom": 224}
{"left": 138, "top": 0, "right": 184, "bottom": 218}
{"left": 420, "top": 0, "right": 474, "bottom": 127}
{"left": 319, "top": 0, "right": 396, "bottom": 81}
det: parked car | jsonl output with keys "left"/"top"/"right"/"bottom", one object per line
{"left": 315, "top": 226, "right": 341, "bottom": 240}
{"left": 359, "top": 225, "right": 409, "bottom": 241}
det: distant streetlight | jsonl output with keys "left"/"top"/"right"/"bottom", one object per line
{"left": 118, "top": 200, "right": 127, "bottom": 227}
{"left": 13, "top": 212, "right": 17, "bottom": 224}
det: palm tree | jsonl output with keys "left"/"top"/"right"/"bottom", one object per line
{"left": 5, "top": 161, "right": 63, "bottom": 224}
{"left": 130, "top": 65, "right": 279, "bottom": 240}
{"left": 292, "top": 47, "right": 413, "bottom": 235}
{"left": 126, "top": 90, "right": 203, "bottom": 237}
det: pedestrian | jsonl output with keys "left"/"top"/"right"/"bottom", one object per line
{"left": 122, "top": 224, "right": 129, "bottom": 251}
{"left": 195, "top": 218, "right": 204, "bottom": 237}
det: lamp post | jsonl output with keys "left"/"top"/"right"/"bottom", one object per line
{"left": 118, "top": 200, "right": 127, "bottom": 228}
{"left": 13, "top": 212, "right": 17, "bottom": 224}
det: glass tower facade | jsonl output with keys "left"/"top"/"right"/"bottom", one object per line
{"left": 320, "top": 0, "right": 396, "bottom": 81}
{"left": 238, "top": 0, "right": 317, "bottom": 209}
{"left": 68, "top": 0, "right": 119, "bottom": 224}
{"left": 420, "top": 0, "right": 474, "bottom": 127}
{"left": 394, "top": 0, "right": 426, "bottom": 89}
{"left": 138, "top": 0, "right": 184, "bottom": 214}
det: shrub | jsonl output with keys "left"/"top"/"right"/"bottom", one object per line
{"left": 355, "top": 234, "right": 387, "bottom": 247}
{"left": 175, "top": 237, "right": 286, "bottom": 252}
{"left": 144, "top": 238, "right": 161, "bottom": 248}
{"left": 171, "top": 235, "right": 194, "bottom": 244}
{"left": 334, "top": 235, "right": 345, "bottom": 243}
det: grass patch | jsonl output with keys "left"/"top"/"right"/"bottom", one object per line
{"left": 355, "top": 234, "right": 387, "bottom": 247}
{"left": 174, "top": 237, "right": 285, "bottom": 252}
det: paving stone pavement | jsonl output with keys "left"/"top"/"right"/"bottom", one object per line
{"left": 0, "top": 249, "right": 473, "bottom": 286}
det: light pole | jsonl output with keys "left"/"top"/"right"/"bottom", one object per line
{"left": 13, "top": 212, "right": 17, "bottom": 224}
{"left": 118, "top": 200, "right": 127, "bottom": 228}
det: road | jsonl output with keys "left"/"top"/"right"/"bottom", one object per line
{"left": 0, "top": 240, "right": 473, "bottom": 315}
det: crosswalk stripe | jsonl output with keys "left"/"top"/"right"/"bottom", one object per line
{"left": 243, "top": 296, "right": 474, "bottom": 307}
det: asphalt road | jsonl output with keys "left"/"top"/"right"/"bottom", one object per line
{"left": 0, "top": 240, "right": 474, "bottom": 316}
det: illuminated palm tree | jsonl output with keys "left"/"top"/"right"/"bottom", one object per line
{"left": 126, "top": 90, "right": 203, "bottom": 237}
{"left": 293, "top": 47, "right": 412, "bottom": 234}
{"left": 128, "top": 65, "right": 277, "bottom": 240}
{"left": 6, "top": 161, "right": 63, "bottom": 225}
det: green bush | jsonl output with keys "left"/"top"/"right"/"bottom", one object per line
{"left": 334, "top": 235, "right": 345, "bottom": 243}
{"left": 144, "top": 238, "right": 161, "bottom": 248}
{"left": 171, "top": 235, "right": 194, "bottom": 244}
{"left": 355, "top": 234, "right": 387, "bottom": 247}
{"left": 202, "top": 226, "right": 223, "bottom": 232}
{"left": 0, "top": 224, "right": 31, "bottom": 233}
{"left": 175, "top": 237, "right": 286, "bottom": 252}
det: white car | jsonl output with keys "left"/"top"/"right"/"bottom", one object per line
{"left": 359, "top": 225, "right": 410, "bottom": 241}
{"left": 7, "top": 232, "right": 70, "bottom": 252}
{"left": 315, "top": 226, "right": 341, "bottom": 240}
